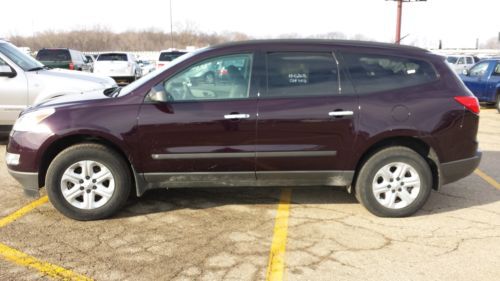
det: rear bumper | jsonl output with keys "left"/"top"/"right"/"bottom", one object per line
{"left": 8, "top": 169, "right": 40, "bottom": 197}
{"left": 440, "top": 151, "right": 482, "bottom": 185}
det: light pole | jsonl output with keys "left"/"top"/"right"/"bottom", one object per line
{"left": 170, "top": 0, "right": 174, "bottom": 49}
{"left": 387, "top": 0, "right": 426, "bottom": 44}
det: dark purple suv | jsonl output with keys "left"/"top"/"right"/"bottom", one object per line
{"left": 6, "top": 40, "right": 481, "bottom": 220}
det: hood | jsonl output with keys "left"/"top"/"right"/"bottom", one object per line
{"left": 39, "top": 68, "right": 116, "bottom": 87}
{"left": 35, "top": 88, "right": 111, "bottom": 108}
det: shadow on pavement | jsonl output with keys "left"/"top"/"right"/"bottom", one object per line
{"left": 113, "top": 151, "right": 499, "bottom": 219}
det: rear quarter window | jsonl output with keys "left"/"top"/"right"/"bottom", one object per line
{"left": 36, "top": 49, "right": 71, "bottom": 61}
{"left": 341, "top": 52, "right": 438, "bottom": 94}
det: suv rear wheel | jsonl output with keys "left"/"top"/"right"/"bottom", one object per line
{"left": 46, "top": 143, "right": 131, "bottom": 220}
{"left": 355, "top": 146, "right": 432, "bottom": 217}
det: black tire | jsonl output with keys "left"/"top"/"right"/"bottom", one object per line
{"left": 355, "top": 146, "right": 432, "bottom": 217}
{"left": 496, "top": 94, "right": 500, "bottom": 113}
{"left": 46, "top": 143, "right": 131, "bottom": 220}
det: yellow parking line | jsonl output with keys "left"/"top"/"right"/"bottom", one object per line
{"left": 0, "top": 242, "right": 93, "bottom": 281}
{"left": 475, "top": 169, "right": 500, "bottom": 190}
{"left": 0, "top": 195, "right": 93, "bottom": 280}
{"left": 266, "top": 188, "right": 292, "bottom": 281}
{"left": 0, "top": 195, "right": 48, "bottom": 228}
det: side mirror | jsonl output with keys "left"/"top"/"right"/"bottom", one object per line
{"left": 0, "top": 65, "right": 16, "bottom": 78}
{"left": 148, "top": 89, "right": 170, "bottom": 103}
{"left": 462, "top": 69, "right": 469, "bottom": 76}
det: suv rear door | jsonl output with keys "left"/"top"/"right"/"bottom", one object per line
{"left": 137, "top": 53, "right": 259, "bottom": 186}
{"left": 255, "top": 48, "right": 358, "bottom": 185}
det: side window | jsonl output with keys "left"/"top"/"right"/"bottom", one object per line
{"left": 469, "top": 62, "right": 489, "bottom": 77}
{"left": 466, "top": 57, "right": 473, "bottom": 64}
{"left": 266, "top": 52, "right": 338, "bottom": 98}
{"left": 149, "top": 54, "right": 253, "bottom": 102}
{"left": 341, "top": 52, "right": 438, "bottom": 94}
{"left": 0, "top": 57, "right": 6, "bottom": 65}
{"left": 493, "top": 63, "right": 500, "bottom": 76}
{"left": 457, "top": 57, "right": 465, "bottom": 65}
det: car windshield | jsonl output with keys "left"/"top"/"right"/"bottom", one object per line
{"left": 118, "top": 49, "right": 201, "bottom": 97}
{"left": 36, "top": 50, "right": 70, "bottom": 61}
{"left": 97, "top": 53, "right": 128, "bottom": 61}
{"left": 446, "top": 56, "right": 459, "bottom": 64}
{"left": 159, "top": 52, "right": 186, "bottom": 62}
{"left": 0, "top": 42, "right": 44, "bottom": 71}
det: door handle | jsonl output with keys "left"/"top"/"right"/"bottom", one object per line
{"left": 224, "top": 113, "right": 250, "bottom": 119}
{"left": 328, "top": 111, "right": 354, "bottom": 117}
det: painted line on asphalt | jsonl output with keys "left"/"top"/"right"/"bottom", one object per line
{"left": 0, "top": 195, "right": 48, "bottom": 228}
{"left": 0, "top": 242, "right": 93, "bottom": 281}
{"left": 475, "top": 169, "right": 500, "bottom": 190}
{"left": 0, "top": 195, "right": 93, "bottom": 280}
{"left": 266, "top": 188, "right": 292, "bottom": 281}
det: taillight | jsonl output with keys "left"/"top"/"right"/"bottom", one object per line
{"left": 68, "top": 62, "right": 74, "bottom": 70}
{"left": 454, "top": 96, "right": 480, "bottom": 114}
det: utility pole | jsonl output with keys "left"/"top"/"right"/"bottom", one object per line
{"left": 387, "top": 0, "right": 426, "bottom": 44}
{"left": 170, "top": 0, "right": 174, "bottom": 49}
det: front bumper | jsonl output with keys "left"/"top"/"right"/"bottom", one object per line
{"left": 8, "top": 169, "right": 40, "bottom": 197}
{"left": 440, "top": 151, "right": 482, "bottom": 185}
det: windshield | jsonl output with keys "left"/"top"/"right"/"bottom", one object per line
{"left": 446, "top": 56, "right": 459, "bottom": 64}
{"left": 0, "top": 42, "right": 44, "bottom": 71}
{"left": 159, "top": 52, "right": 186, "bottom": 62}
{"left": 97, "top": 53, "right": 128, "bottom": 61}
{"left": 36, "top": 49, "right": 70, "bottom": 61}
{"left": 118, "top": 49, "right": 200, "bottom": 97}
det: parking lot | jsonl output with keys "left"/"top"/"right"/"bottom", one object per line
{"left": 0, "top": 108, "right": 499, "bottom": 281}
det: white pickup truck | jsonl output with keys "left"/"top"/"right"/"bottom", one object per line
{"left": 0, "top": 40, "right": 117, "bottom": 134}
{"left": 446, "top": 55, "right": 480, "bottom": 74}
{"left": 93, "top": 52, "right": 141, "bottom": 85}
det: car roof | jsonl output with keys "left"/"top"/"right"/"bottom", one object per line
{"left": 210, "top": 39, "right": 428, "bottom": 52}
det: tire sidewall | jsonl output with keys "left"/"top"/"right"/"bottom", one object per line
{"left": 46, "top": 145, "right": 131, "bottom": 220}
{"left": 356, "top": 148, "right": 432, "bottom": 217}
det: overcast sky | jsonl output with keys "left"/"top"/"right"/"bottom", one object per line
{"left": 2, "top": 0, "right": 499, "bottom": 48}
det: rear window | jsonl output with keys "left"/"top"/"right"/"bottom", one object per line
{"left": 341, "top": 52, "right": 438, "bottom": 94}
{"left": 97, "top": 53, "right": 128, "bottom": 61}
{"left": 159, "top": 52, "right": 186, "bottom": 62}
{"left": 36, "top": 49, "right": 70, "bottom": 61}
{"left": 266, "top": 52, "right": 339, "bottom": 98}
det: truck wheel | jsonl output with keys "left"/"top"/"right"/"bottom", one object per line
{"left": 355, "top": 146, "right": 432, "bottom": 217}
{"left": 46, "top": 143, "right": 131, "bottom": 220}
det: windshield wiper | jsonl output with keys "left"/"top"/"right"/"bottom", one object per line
{"left": 27, "top": 66, "right": 50, "bottom": 71}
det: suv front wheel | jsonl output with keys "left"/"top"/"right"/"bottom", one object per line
{"left": 355, "top": 146, "right": 432, "bottom": 217}
{"left": 46, "top": 143, "right": 131, "bottom": 220}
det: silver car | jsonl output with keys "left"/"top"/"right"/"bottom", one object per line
{"left": 0, "top": 40, "right": 117, "bottom": 133}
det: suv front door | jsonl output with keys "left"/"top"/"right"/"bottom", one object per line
{"left": 138, "top": 53, "right": 258, "bottom": 187}
{"left": 0, "top": 55, "right": 28, "bottom": 126}
{"left": 256, "top": 50, "right": 358, "bottom": 186}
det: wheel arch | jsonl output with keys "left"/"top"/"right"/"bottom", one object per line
{"left": 352, "top": 136, "right": 441, "bottom": 193}
{"left": 38, "top": 134, "right": 139, "bottom": 193}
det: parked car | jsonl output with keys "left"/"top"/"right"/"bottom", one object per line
{"left": 93, "top": 52, "right": 141, "bottom": 85}
{"left": 84, "top": 55, "right": 96, "bottom": 72}
{"left": 36, "top": 48, "right": 92, "bottom": 72}
{"left": 137, "top": 60, "right": 155, "bottom": 76}
{"left": 6, "top": 40, "right": 481, "bottom": 220}
{"left": 460, "top": 59, "right": 500, "bottom": 112}
{"left": 446, "top": 55, "right": 480, "bottom": 74}
{"left": 156, "top": 50, "right": 186, "bottom": 69}
{"left": 0, "top": 40, "right": 117, "bottom": 135}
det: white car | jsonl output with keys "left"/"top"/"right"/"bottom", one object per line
{"left": 446, "top": 55, "right": 480, "bottom": 74}
{"left": 156, "top": 50, "right": 187, "bottom": 69}
{"left": 0, "top": 40, "right": 117, "bottom": 133}
{"left": 93, "top": 52, "right": 141, "bottom": 85}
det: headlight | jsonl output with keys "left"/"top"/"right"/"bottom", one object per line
{"left": 13, "top": 108, "right": 55, "bottom": 133}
